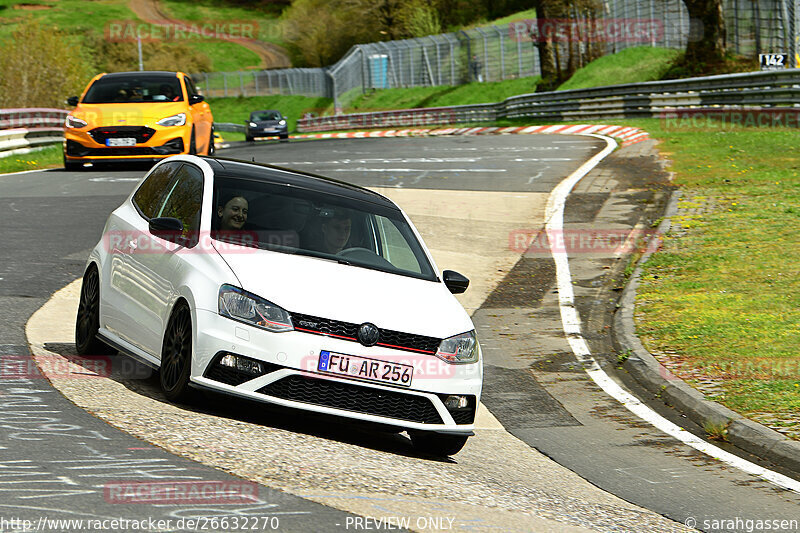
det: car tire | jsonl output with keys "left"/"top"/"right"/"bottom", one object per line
{"left": 189, "top": 127, "right": 197, "bottom": 155}
{"left": 75, "top": 265, "right": 106, "bottom": 356}
{"left": 63, "top": 153, "right": 84, "bottom": 172}
{"left": 279, "top": 134, "right": 288, "bottom": 143}
{"left": 409, "top": 431, "right": 469, "bottom": 457}
{"left": 160, "top": 302, "right": 195, "bottom": 403}
{"left": 246, "top": 135, "right": 254, "bottom": 142}
{"left": 207, "top": 127, "right": 215, "bottom": 156}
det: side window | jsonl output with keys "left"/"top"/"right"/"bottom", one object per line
{"left": 185, "top": 76, "right": 199, "bottom": 97}
{"left": 132, "top": 162, "right": 181, "bottom": 219}
{"left": 157, "top": 164, "right": 204, "bottom": 241}
{"left": 376, "top": 216, "right": 423, "bottom": 274}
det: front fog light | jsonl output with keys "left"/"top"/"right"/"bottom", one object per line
{"left": 443, "top": 395, "right": 469, "bottom": 410}
{"left": 220, "top": 353, "right": 264, "bottom": 375}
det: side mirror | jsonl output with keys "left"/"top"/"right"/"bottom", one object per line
{"left": 443, "top": 270, "right": 469, "bottom": 294}
{"left": 149, "top": 217, "right": 184, "bottom": 237}
{"left": 189, "top": 94, "right": 205, "bottom": 104}
{"left": 66, "top": 96, "right": 79, "bottom": 106}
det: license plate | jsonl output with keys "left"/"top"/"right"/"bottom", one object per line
{"left": 106, "top": 138, "right": 136, "bottom": 146}
{"left": 318, "top": 350, "right": 413, "bottom": 387}
{"left": 263, "top": 128, "right": 276, "bottom": 133}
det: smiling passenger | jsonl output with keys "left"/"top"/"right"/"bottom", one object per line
{"left": 218, "top": 196, "right": 249, "bottom": 231}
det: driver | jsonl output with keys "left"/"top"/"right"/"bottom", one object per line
{"left": 320, "top": 209, "right": 351, "bottom": 254}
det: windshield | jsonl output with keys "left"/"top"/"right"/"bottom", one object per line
{"left": 83, "top": 77, "right": 184, "bottom": 103}
{"left": 251, "top": 111, "right": 281, "bottom": 121}
{"left": 212, "top": 176, "right": 437, "bottom": 281}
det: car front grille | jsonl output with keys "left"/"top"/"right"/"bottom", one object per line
{"left": 258, "top": 375, "right": 444, "bottom": 424}
{"left": 291, "top": 312, "right": 442, "bottom": 354}
{"left": 89, "top": 126, "right": 156, "bottom": 144}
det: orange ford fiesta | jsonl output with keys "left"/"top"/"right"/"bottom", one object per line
{"left": 63, "top": 71, "right": 214, "bottom": 170}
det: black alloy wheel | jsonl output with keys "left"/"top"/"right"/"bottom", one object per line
{"left": 75, "top": 266, "right": 105, "bottom": 355}
{"left": 160, "top": 303, "right": 194, "bottom": 402}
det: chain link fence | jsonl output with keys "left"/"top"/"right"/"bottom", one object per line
{"left": 196, "top": 0, "right": 800, "bottom": 109}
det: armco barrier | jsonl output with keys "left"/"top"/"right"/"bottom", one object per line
{"left": 297, "top": 69, "right": 800, "bottom": 132}
{"left": 0, "top": 108, "right": 68, "bottom": 158}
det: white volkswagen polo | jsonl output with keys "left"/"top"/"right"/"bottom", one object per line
{"left": 76, "top": 155, "right": 482, "bottom": 455}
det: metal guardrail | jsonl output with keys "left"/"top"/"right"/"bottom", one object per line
{"left": 297, "top": 69, "right": 800, "bottom": 132}
{"left": 0, "top": 108, "right": 68, "bottom": 158}
{"left": 214, "top": 122, "right": 245, "bottom": 133}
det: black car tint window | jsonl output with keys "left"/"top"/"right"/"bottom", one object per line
{"left": 83, "top": 77, "right": 184, "bottom": 103}
{"left": 132, "top": 162, "right": 182, "bottom": 219}
{"left": 158, "top": 164, "right": 204, "bottom": 235}
{"left": 185, "top": 77, "right": 198, "bottom": 97}
{"left": 211, "top": 176, "right": 436, "bottom": 281}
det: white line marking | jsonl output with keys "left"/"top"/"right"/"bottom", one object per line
{"left": 0, "top": 169, "right": 56, "bottom": 177}
{"left": 527, "top": 169, "right": 546, "bottom": 184}
{"left": 328, "top": 168, "right": 506, "bottom": 173}
{"left": 548, "top": 133, "right": 800, "bottom": 494}
{"left": 87, "top": 177, "right": 140, "bottom": 183}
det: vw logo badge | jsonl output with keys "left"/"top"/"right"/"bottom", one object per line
{"left": 357, "top": 322, "right": 380, "bottom": 347}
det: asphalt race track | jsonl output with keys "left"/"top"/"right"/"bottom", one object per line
{"left": 1, "top": 135, "right": 799, "bottom": 532}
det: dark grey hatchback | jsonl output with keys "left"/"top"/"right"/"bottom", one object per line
{"left": 245, "top": 110, "right": 288, "bottom": 142}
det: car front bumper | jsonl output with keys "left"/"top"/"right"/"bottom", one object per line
{"left": 63, "top": 125, "right": 191, "bottom": 163}
{"left": 191, "top": 309, "right": 482, "bottom": 434}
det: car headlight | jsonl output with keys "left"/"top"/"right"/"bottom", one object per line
{"left": 65, "top": 115, "right": 88, "bottom": 129}
{"left": 435, "top": 330, "right": 479, "bottom": 364}
{"left": 249, "top": 122, "right": 258, "bottom": 128}
{"left": 157, "top": 113, "right": 186, "bottom": 127}
{"left": 218, "top": 284, "right": 293, "bottom": 333}
{"left": 278, "top": 119, "right": 286, "bottom": 126}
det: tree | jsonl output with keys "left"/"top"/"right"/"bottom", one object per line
{"left": 0, "top": 20, "right": 93, "bottom": 108}
{"left": 682, "top": 0, "right": 726, "bottom": 66}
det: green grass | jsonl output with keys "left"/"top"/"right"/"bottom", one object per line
{"left": 159, "top": 0, "right": 285, "bottom": 46}
{"left": 490, "top": 8, "right": 537, "bottom": 26}
{"left": 0, "top": 0, "right": 277, "bottom": 72}
{"left": 345, "top": 76, "right": 539, "bottom": 112}
{"left": 0, "top": 0, "right": 135, "bottom": 40}
{"left": 0, "top": 145, "right": 63, "bottom": 174}
{"left": 557, "top": 47, "right": 681, "bottom": 91}
{"left": 208, "top": 95, "right": 333, "bottom": 133}
{"left": 191, "top": 40, "right": 261, "bottom": 72}
{"left": 617, "top": 118, "right": 800, "bottom": 438}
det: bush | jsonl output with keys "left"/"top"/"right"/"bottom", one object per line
{"left": 0, "top": 19, "right": 93, "bottom": 108}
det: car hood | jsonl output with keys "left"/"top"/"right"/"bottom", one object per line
{"left": 219, "top": 248, "right": 473, "bottom": 339}
{"left": 73, "top": 103, "right": 187, "bottom": 127}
